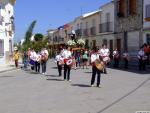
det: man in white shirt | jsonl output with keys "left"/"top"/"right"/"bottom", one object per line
{"left": 138, "top": 47, "right": 146, "bottom": 70}
{"left": 99, "top": 44, "right": 110, "bottom": 74}
{"left": 90, "top": 47, "right": 101, "bottom": 87}
{"left": 55, "top": 51, "right": 64, "bottom": 76}
{"left": 41, "top": 48, "right": 49, "bottom": 75}
{"left": 62, "top": 45, "right": 72, "bottom": 81}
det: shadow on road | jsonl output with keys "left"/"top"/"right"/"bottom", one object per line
{"left": 0, "top": 75, "right": 15, "bottom": 78}
{"left": 45, "top": 75, "right": 60, "bottom": 77}
{"left": 46, "top": 78, "right": 64, "bottom": 81}
{"left": 71, "top": 84, "right": 91, "bottom": 88}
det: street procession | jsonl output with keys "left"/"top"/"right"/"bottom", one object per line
{"left": 1, "top": 0, "right": 150, "bottom": 112}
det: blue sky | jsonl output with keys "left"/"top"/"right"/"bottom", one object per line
{"left": 14, "top": 0, "right": 111, "bottom": 42}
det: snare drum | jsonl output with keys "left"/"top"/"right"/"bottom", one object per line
{"left": 103, "top": 57, "right": 110, "bottom": 62}
{"left": 66, "top": 59, "right": 73, "bottom": 66}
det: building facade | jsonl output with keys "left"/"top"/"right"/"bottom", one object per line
{"left": 114, "top": 0, "right": 143, "bottom": 55}
{"left": 98, "top": 1, "right": 115, "bottom": 52}
{"left": 143, "top": 0, "right": 150, "bottom": 44}
{"left": 82, "top": 10, "right": 100, "bottom": 49}
{"left": 0, "top": 0, "right": 15, "bottom": 65}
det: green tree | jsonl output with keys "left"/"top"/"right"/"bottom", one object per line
{"left": 34, "top": 33, "right": 43, "bottom": 42}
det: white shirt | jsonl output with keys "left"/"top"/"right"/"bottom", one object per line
{"left": 62, "top": 50, "right": 72, "bottom": 59}
{"left": 138, "top": 50, "right": 145, "bottom": 59}
{"left": 99, "top": 48, "right": 110, "bottom": 57}
{"left": 123, "top": 52, "right": 129, "bottom": 58}
{"left": 30, "top": 51, "right": 37, "bottom": 61}
{"left": 41, "top": 49, "right": 49, "bottom": 56}
{"left": 91, "top": 53, "right": 99, "bottom": 63}
{"left": 55, "top": 54, "right": 63, "bottom": 62}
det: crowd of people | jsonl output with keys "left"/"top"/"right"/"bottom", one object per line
{"left": 12, "top": 43, "right": 150, "bottom": 87}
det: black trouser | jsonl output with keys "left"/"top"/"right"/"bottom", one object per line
{"left": 139, "top": 59, "right": 146, "bottom": 70}
{"left": 15, "top": 60, "right": 18, "bottom": 68}
{"left": 124, "top": 58, "right": 128, "bottom": 69}
{"left": 91, "top": 66, "right": 101, "bottom": 86}
{"left": 64, "top": 63, "right": 71, "bottom": 80}
{"left": 57, "top": 61, "right": 62, "bottom": 76}
{"left": 35, "top": 61, "right": 40, "bottom": 72}
{"left": 41, "top": 60, "right": 47, "bottom": 73}
{"left": 114, "top": 58, "right": 119, "bottom": 68}
{"left": 146, "top": 53, "right": 150, "bottom": 64}
{"left": 103, "top": 63, "right": 107, "bottom": 74}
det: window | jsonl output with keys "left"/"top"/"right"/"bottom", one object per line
{"left": 80, "top": 22, "right": 82, "bottom": 29}
{"left": 0, "top": 39, "right": 4, "bottom": 56}
{"left": 106, "top": 13, "right": 110, "bottom": 22}
{"left": 146, "top": 4, "right": 150, "bottom": 18}
{"left": 146, "top": 34, "right": 150, "bottom": 45}
{"left": 117, "top": 0, "right": 125, "bottom": 17}
{"left": 129, "top": 0, "right": 137, "bottom": 15}
{"left": 86, "top": 22, "right": 88, "bottom": 29}
{"left": 92, "top": 19, "right": 96, "bottom": 27}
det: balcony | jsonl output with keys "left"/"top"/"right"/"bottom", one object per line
{"left": 83, "top": 29, "right": 89, "bottom": 37}
{"left": 99, "top": 22, "right": 113, "bottom": 33}
{"left": 75, "top": 29, "right": 82, "bottom": 37}
{"left": 90, "top": 27, "right": 96, "bottom": 36}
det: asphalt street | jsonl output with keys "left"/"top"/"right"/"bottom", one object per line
{"left": 0, "top": 60, "right": 150, "bottom": 113}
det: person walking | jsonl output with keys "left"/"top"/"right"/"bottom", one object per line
{"left": 29, "top": 49, "right": 37, "bottom": 70}
{"left": 13, "top": 48, "right": 19, "bottom": 68}
{"left": 90, "top": 47, "right": 103, "bottom": 87}
{"left": 82, "top": 50, "right": 88, "bottom": 69}
{"left": 123, "top": 50, "right": 129, "bottom": 69}
{"left": 23, "top": 51, "right": 28, "bottom": 70}
{"left": 113, "top": 48, "right": 120, "bottom": 68}
{"left": 99, "top": 44, "right": 110, "bottom": 74}
{"left": 35, "top": 52, "right": 41, "bottom": 73}
{"left": 55, "top": 51, "right": 63, "bottom": 76}
{"left": 62, "top": 46, "right": 72, "bottom": 81}
{"left": 138, "top": 47, "right": 147, "bottom": 71}
{"left": 41, "top": 48, "right": 49, "bottom": 75}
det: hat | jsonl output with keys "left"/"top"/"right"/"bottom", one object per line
{"left": 14, "top": 47, "right": 18, "bottom": 51}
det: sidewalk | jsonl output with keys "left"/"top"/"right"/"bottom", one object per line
{"left": 0, "top": 65, "right": 16, "bottom": 73}
{"left": 0, "top": 60, "right": 22, "bottom": 73}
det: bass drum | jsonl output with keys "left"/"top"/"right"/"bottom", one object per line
{"left": 29, "top": 59, "right": 35, "bottom": 66}
{"left": 66, "top": 59, "right": 73, "bottom": 66}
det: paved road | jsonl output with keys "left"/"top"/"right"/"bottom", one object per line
{"left": 0, "top": 60, "right": 150, "bottom": 113}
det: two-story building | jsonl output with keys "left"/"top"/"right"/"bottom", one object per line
{"left": 98, "top": 1, "right": 115, "bottom": 52}
{"left": 143, "top": 0, "right": 150, "bottom": 44}
{"left": 0, "top": 0, "right": 15, "bottom": 65}
{"left": 114, "top": 0, "right": 143, "bottom": 55}
{"left": 82, "top": 10, "right": 100, "bottom": 49}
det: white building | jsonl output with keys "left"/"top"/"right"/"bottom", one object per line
{"left": 82, "top": 10, "right": 101, "bottom": 48}
{"left": 143, "top": 0, "right": 150, "bottom": 44}
{"left": 0, "top": 0, "right": 15, "bottom": 65}
{"left": 98, "top": 1, "right": 115, "bottom": 52}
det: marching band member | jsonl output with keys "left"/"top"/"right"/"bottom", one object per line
{"left": 55, "top": 51, "right": 63, "bottom": 76}
{"left": 41, "top": 48, "right": 49, "bottom": 75}
{"left": 29, "top": 49, "right": 37, "bottom": 70}
{"left": 91, "top": 47, "right": 103, "bottom": 87}
{"left": 113, "top": 48, "right": 120, "bottom": 68}
{"left": 35, "top": 51, "right": 41, "bottom": 73}
{"left": 99, "top": 44, "right": 110, "bottom": 74}
{"left": 123, "top": 50, "right": 129, "bottom": 69}
{"left": 138, "top": 47, "right": 147, "bottom": 71}
{"left": 62, "top": 45, "right": 72, "bottom": 81}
